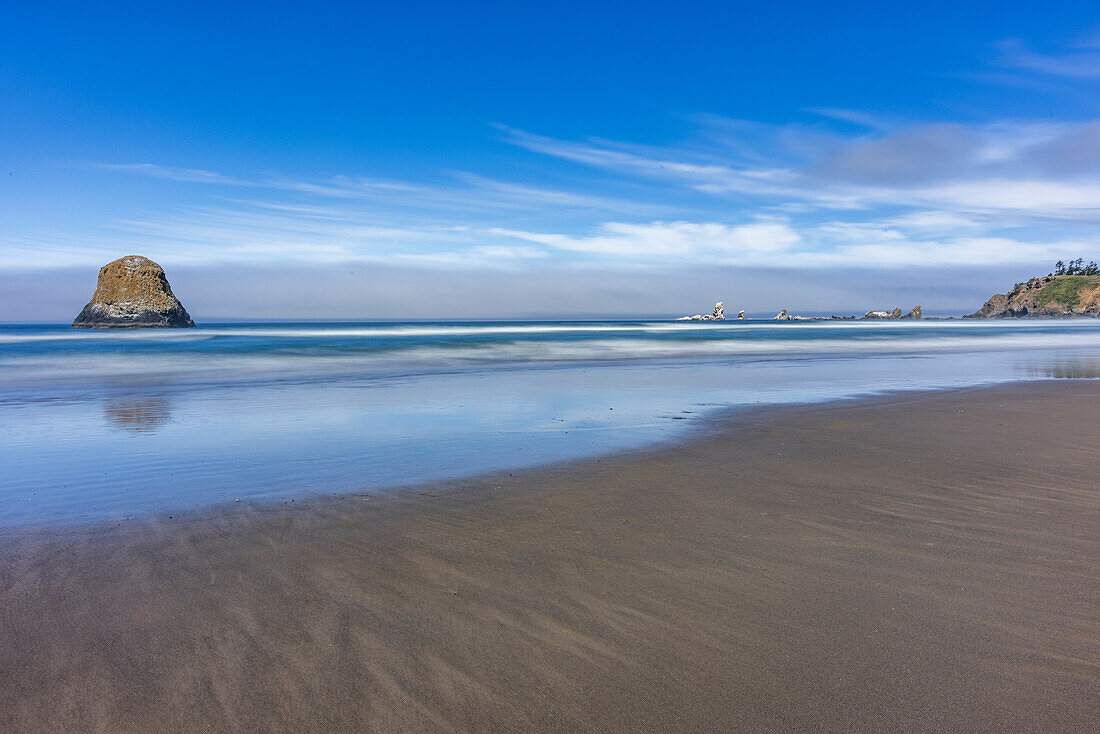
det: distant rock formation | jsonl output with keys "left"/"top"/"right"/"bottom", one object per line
{"left": 676, "top": 301, "right": 725, "bottom": 321}
{"left": 72, "top": 256, "right": 195, "bottom": 329}
{"left": 677, "top": 302, "right": 923, "bottom": 322}
{"left": 862, "top": 306, "right": 920, "bottom": 320}
{"left": 965, "top": 275, "right": 1100, "bottom": 318}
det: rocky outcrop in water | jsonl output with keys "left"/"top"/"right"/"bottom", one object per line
{"left": 773, "top": 309, "right": 817, "bottom": 321}
{"left": 965, "top": 276, "right": 1100, "bottom": 318}
{"left": 676, "top": 302, "right": 725, "bottom": 321}
{"left": 862, "top": 306, "right": 921, "bottom": 320}
{"left": 72, "top": 256, "right": 195, "bottom": 329}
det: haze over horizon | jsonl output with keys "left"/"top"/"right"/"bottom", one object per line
{"left": 4, "top": 1, "right": 1100, "bottom": 320}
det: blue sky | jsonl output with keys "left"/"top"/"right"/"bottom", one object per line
{"left": 3, "top": 1, "right": 1100, "bottom": 318}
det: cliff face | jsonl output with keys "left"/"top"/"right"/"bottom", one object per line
{"left": 965, "top": 275, "right": 1100, "bottom": 319}
{"left": 72, "top": 256, "right": 196, "bottom": 328}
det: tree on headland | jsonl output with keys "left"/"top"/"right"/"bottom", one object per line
{"left": 1052, "top": 259, "right": 1099, "bottom": 276}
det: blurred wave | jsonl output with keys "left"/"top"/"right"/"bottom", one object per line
{"left": 3, "top": 320, "right": 1100, "bottom": 390}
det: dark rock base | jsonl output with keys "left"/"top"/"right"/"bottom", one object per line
{"left": 72, "top": 304, "right": 196, "bottom": 329}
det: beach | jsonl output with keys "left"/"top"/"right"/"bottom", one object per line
{"left": 2, "top": 379, "right": 1097, "bottom": 733}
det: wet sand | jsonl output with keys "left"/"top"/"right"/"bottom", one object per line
{"left": 2, "top": 380, "right": 1098, "bottom": 733}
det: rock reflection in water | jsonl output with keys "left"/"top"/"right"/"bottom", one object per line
{"left": 103, "top": 395, "right": 172, "bottom": 433}
{"left": 1026, "top": 359, "right": 1100, "bottom": 379}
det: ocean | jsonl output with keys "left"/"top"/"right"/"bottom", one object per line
{"left": 2, "top": 319, "right": 1099, "bottom": 527}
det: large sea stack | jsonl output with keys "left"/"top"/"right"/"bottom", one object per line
{"left": 72, "top": 256, "right": 195, "bottom": 328}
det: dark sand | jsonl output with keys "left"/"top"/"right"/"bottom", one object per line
{"left": 2, "top": 381, "right": 1098, "bottom": 733}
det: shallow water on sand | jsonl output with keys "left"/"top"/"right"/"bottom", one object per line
{"left": 2, "top": 319, "right": 1099, "bottom": 526}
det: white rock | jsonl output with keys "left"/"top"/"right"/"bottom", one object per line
{"left": 676, "top": 302, "right": 724, "bottom": 321}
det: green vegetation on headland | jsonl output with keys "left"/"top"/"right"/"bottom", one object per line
{"left": 1030, "top": 276, "right": 1099, "bottom": 308}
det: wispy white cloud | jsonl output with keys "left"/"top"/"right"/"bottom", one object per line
{"left": 100, "top": 163, "right": 419, "bottom": 195}
{"left": 102, "top": 161, "right": 667, "bottom": 219}
{"left": 805, "top": 108, "right": 895, "bottom": 131}
{"left": 100, "top": 163, "right": 254, "bottom": 186}
{"left": 491, "top": 219, "right": 1086, "bottom": 269}
{"left": 467, "top": 245, "right": 550, "bottom": 260}
{"left": 502, "top": 117, "right": 1100, "bottom": 224}
{"left": 997, "top": 38, "right": 1100, "bottom": 79}
{"left": 493, "top": 220, "right": 801, "bottom": 258}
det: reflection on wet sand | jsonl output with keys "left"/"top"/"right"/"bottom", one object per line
{"left": 1026, "top": 359, "right": 1100, "bottom": 379}
{"left": 103, "top": 395, "right": 172, "bottom": 433}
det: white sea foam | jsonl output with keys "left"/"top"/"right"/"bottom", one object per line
{"left": 3, "top": 317, "right": 1100, "bottom": 344}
